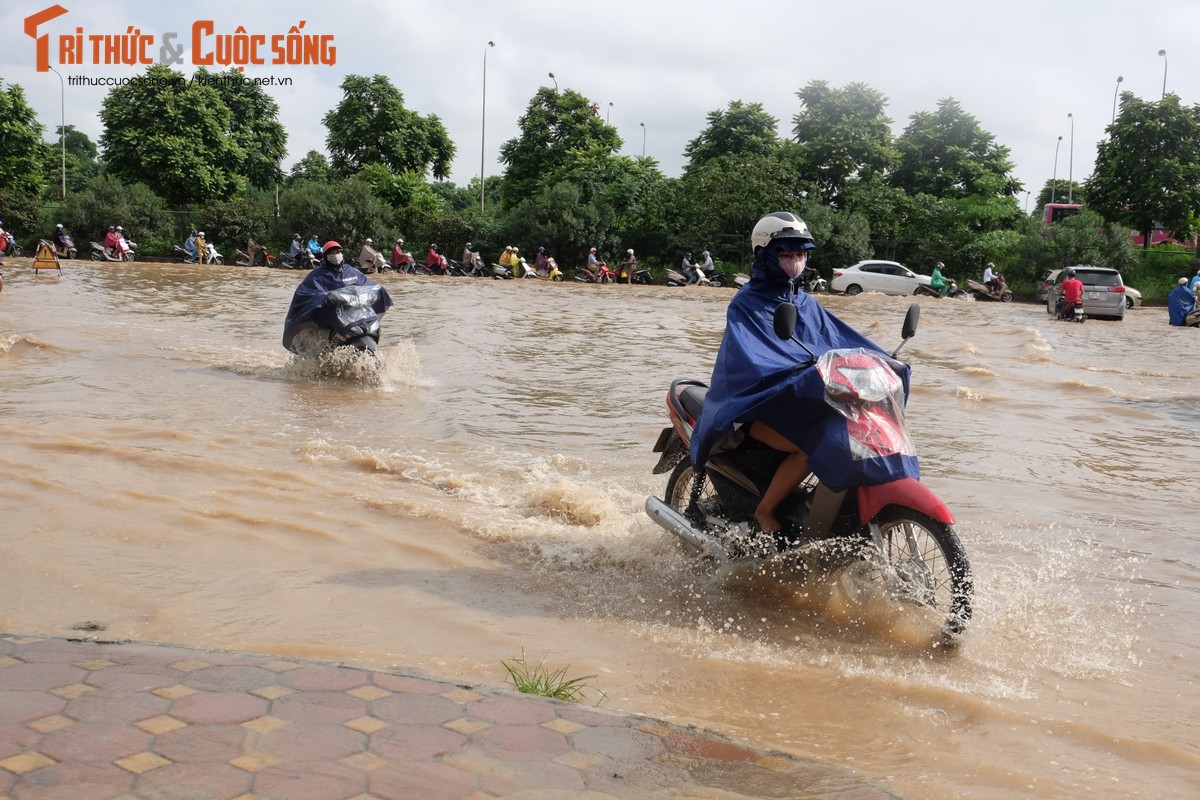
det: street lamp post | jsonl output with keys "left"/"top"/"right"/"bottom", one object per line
{"left": 548, "top": 72, "right": 557, "bottom": 92}
{"left": 480, "top": 40, "right": 495, "bottom": 211}
{"left": 48, "top": 65, "right": 65, "bottom": 200}
{"left": 1159, "top": 49, "right": 1168, "bottom": 99}
{"left": 606, "top": 102, "right": 612, "bottom": 124}
{"left": 1112, "top": 75, "right": 1123, "bottom": 123}
{"left": 1067, "top": 112, "right": 1074, "bottom": 203}
{"left": 639, "top": 122, "right": 645, "bottom": 157}
{"left": 1024, "top": 191, "right": 1031, "bottom": 214}
{"left": 1051, "top": 135, "right": 1062, "bottom": 205}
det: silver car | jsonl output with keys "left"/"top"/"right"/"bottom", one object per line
{"left": 1045, "top": 266, "right": 1126, "bottom": 320}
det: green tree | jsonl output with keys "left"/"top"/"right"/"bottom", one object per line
{"left": 497, "top": 88, "right": 621, "bottom": 209}
{"left": 323, "top": 74, "right": 454, "bottom": 179}
{"left": 196, "top": 68, "right": 287, "bottom": 190}
{"left": 1086, "top": 92, "right": 1200, "bottom": 246}
{"left": 43, "top": 125, "right": 101, "bottom": 196}
{"left": 0, "top": 76, "right": 48, "bottom": 230}
{"left": 891, "top": 98, "right": 1021, "bottom": 199}
{"left": 288, "top": 150, "right": 332, "bottom": 185}
{"left": 684, "top": 101, "right": 781, "bottom": 171}
{"left": 1032, "top": 180, "right": 1086, "bottom": 215}
{"left": 278, "top": 176, "right": 389, "bottom": 250}
{"left": 99, "top": 64, "right": 241, "bottom": 208}
{"left": 55, "top": 174, "right": 174, "bottom": 254}
{"left": 791, "top": 80, "right": 896, "bottom": 204}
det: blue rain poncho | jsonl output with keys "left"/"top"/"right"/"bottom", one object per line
{"left": 282, "top": 261, "right": 393, "bottom": 350}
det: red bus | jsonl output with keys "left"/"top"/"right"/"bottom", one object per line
{"left": 1043, "top": 203, "right": 1082, "bottom": 224}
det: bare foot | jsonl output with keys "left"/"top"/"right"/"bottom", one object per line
{"left": 755, "top": 508, "right": 782, "bottom": 533}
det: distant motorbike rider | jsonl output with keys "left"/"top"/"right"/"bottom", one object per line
{"left": 52, "top": 223, "right": 74, "bottom": 257}
{"left": 681, "top": 252, "right": 699, "bottom": 285}
{"left": 534, "top": 246, "right": 549, "bottom": 276}
{"left": 983, "top": 262, "right": 1004, "bottom": 295}
{"left": 620, "top": 248, "right": 637, "bottom": 283}
{"left": 194, "top": 231, "right": 211, "bottom": 264}
{"left": 1056, "top": 267, "right": 1084, "bottom": 318}
{"left": 585, "top": 247, "right": 603, "bottom": 279}
{"left": 282, "top": 241, "right": 394, "bottom": 353}
{"left": 427, "top": 243, "right": 449, "bottom": 275}
{"left": 358, "top": 238, "right": 386, "bottom": 273}
{"left": 499, "top": 245, "right": 515, "bottom": 268}
{"left": 392, "top": 238, "right": 414, "bottom": 270}
{"left": 184, "top": 230, "right": 200, "bottom": 261}
{"left": 287, "top": 234, "right": 304, "bottom": 261}
{"left": 307, "top": 234, "right": 322, "bottom": 258}
{"left": 0, "top": 220, "right": 8, "bottom": 265}
{"left": 1168, "top": 277, "right": 1200, "bottom": 326}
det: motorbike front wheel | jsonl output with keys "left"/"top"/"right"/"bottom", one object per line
{"left": 665, "top": 458, "right": 717, "bottom": 529}
{"left": 860, "top": 507, "right": 973, "bottom": 642}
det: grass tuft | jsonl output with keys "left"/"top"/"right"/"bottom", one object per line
{"left": 501, "top": 650, "right": 605, "bottom": 705}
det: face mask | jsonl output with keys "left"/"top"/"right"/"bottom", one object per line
{"left": 777, "top": 251, "right": 808, "bottom": 280}
{"left": 328, "top": 253, "right": 343, "bottom": 266}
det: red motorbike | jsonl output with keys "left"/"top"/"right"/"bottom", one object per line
{"left": 646, "top": 303, "right": 973, "bottom": 646}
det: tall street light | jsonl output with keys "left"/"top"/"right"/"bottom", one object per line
{"left": 639, "top": 122, "right": 646, "bottom": 157}
{"left": 606, "top": 102, "right": 612, "bottom": 124}
{"left": 548, "top": 72, "right": 557, "bottom": 92}
{"left": 480, "top": 40, "right": 495, "bottom": 211}
{"left": 1051, "top": 135, "right": 1063, "bottom": 205}
{"left": 1112, "top": 75, "right": 1123, "bottom": 123}
{"left": 1067, "top": 112, "right": 1074, "bottom": 203}
{"left": 48, "top": 65, "right": 65, "bottom": 200}
{"left": 1024, "top": 191, "right": 1031, "bottom": 214}
{"left": 1159, "top": 49, "right": 1168, "bottom": 99}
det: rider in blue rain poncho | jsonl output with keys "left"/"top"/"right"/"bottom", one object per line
{"left": 282, "top": 240, "right": 393, "bottom": 352}
{"left": 690, "top": 212, "right": 919, "bottom": 532}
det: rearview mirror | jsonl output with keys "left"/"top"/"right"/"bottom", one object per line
{"left": 902, "top": 303, "right": 920, "bottom": 340}
{"left": 773, "top": 302, "right": 798, "bottom": 341}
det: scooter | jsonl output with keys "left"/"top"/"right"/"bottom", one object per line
{"left": 90, "top": 241, "right": 122, "bottom": 261}
{"left": 645, "top": 302, "right": 973, "bottom": 646}
{"left": 280, "top": 250, "right": 318, "bottom": 270}
{"left": 914, "top": 279, "right": 963, "bottom": 299}
{"left": 236, "top": 247, "right": 275, "bottom": 268}
{"left": 666, "top": 266, "right": 711, "bottom": 287}
{"left": 1, "top": 232, "right": 21, "bottom": 258}
{"left": 52, "top": 234, "right": 77, "bottom": 259}
{"left": 283, "top": 284, "right": 386, "bottom": 358}
{"left": 1054, "top": 297, "right": 1087, "bottom": 323}
{"left": 966, "top": 277, "right": 1012, "bottom": 303}
{"left": 491, "top": 262, "right": 515, "bottom": 279}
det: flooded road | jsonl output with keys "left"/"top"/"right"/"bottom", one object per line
{"left": 1, "top": 260, "right": 1197, "bottom": 799}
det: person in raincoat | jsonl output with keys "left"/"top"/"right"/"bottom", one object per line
{"left": 690, "top": 211, "right": 918, "bottom": 533}
{"left": 282, "top": 241, "right": 394, "bottom": 353}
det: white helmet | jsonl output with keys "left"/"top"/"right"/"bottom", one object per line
{"left": 627, "top": 248, "right": 634, "bottom": 255}
{"left": 56, "top": 223, "right": 63, "bottom": 229}
{"left": 750, "top": 212, "right": 814, "bottom": 254}
{"left": 365, "top": 238, "right": 373, "bottom": 244}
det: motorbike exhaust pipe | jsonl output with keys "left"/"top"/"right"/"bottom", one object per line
{"left": 644, "top": 496, "right": 728, "bottom": 559}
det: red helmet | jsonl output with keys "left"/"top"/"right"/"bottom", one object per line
{"left": 322, "top": 240, "right": 342, "bottom": 254}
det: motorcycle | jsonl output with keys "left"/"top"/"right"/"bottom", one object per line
{"left": 1, "top": 232, "right": 21, "bottom": 258}
{"left": 801, "top": 273, "right": 828, "bottom": 294}
{"left": 1054, "top": 297, "right": 1087, "bottom": 323}
{"left": 913, "top": 279, "right": 963, "bottom": 299}
{"left": 90, "top": 241, "right": 123, "bottom": 261}
{"left": 966, "top": 277, "right": 1012, "bottom": 303}
{"left": 52, "top": 234, "right": 77, "bottom": 259}
{"left": 666, "top": 266, "right": 711, "bottom": 287}
{"left": 235, "top": 247, "right": 274, "bottom": 267}
{"left": 645, "top": 302, "right": 973, "bottom": 646}
{"left": 491, "top": 262, "right": 515, "bottom": 280}
{"left": 280, "top": 250, "right": 318, "bottom": 270}
{"left": 284, "top": 284, "right": 385, "bottom": 357}
{"left": 446, "top": 258, "right": 472, "bottom": 277}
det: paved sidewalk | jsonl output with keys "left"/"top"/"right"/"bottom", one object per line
{"left": 0, "top": 633, "right": 902, "bottom": 800}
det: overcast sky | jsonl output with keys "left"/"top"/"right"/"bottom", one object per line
{"left": 5, "top": 0, "right": 1198, "bottom": 214}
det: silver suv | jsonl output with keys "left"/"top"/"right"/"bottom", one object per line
{"left": 1046, "top": 266, "right": 1126, "bottom": 320}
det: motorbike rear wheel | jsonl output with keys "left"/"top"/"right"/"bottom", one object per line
{"left": 860, "top": 507, "right": 973, "bottom": 641}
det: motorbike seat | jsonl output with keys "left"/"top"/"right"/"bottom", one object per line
{"left": 668, "top": 379, "right": 708, "bottom": 424}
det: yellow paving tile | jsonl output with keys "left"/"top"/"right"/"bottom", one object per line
{"left": 440, "top": 688, "right": 486, "bottom": 704}
{"left": 0, "top": 752, "right": 56, "bottom": 775}
{"left": 542, "top": 718, "right": 586, "bottom": 735}
{"left": 75, "top": 658, "right": 119, "bottom": 670}
{"left": 346, "top": 685, "right": 391, "bottom": 701}
{"left": 136, "top": 715, "right": 188, "bottom": 735}
{"left": 3, "top": 637, "right": 45, "bottom": 645}
{"left": 229, "top": 752, "right": 277, "bottom": 773}
{"left": 153, "top": 684, "right": 197, "bottom": 700}
{"left": 261, "top": 660, "right": 302, "bottom": 673}
{"left": 343, "top": 716, "right": 389, "bottom": 734}
{"left": 340, "top": 752, "right": 390, "bottom": 772}
{"left": 27, "top": 715, "right": 73, "bottom": 734}
{"left": 554, "top": 751, "right": 600, "bottom": 770}
{"left": 251, "top": 684, "right": 292, "bottom": 700}
{"left": 115, "top": 751, "right": 172, "bottom": 774}
{"left": 636, "top": 722, "right": 673, "bottom": 738}
{"left": 50, "top": 683, "right": 94, "bottom": 699}
{"left": 241, "top": 715, "right": 289, "bottom": 733}
{"left": 443, "top": 717, "right": 491, "bottom": 735}
{"left": 0, "top": 656, "right": 19, "bottom": 668}
{"left": 169, "top": 659, "right": 211, "bottom": 672}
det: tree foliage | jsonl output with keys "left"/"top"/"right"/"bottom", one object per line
{"left": 196, "top": 68, "right": 287, "bottom": 190}
{"left": 791, "top": 80, "right": 896, "bottom": 204}
{"left": 684, "top": 101, "right": 781, "bottom": 171}
{"left": 1086, "top": 92, "right": 1200, "bottom": 244}
{"left": 100, "top": 65, "right": 241, "bottom": 207}
{"left": 892, "top": 98, "right": 1021, "bottom": 199}
{"left": 0, "top": 76, "right": 48, "bottom": 221}
{"left": 323, "top": 74, "right": 454, "bottom": 179}
{"left": 54, "top": 174, "right": 175, "bottom": 252}
{"left": 497, "top": 88, "right": 621, "bottom": 209}
{"left": 43, "top": 125, "right": 102, "bottom": 196}
{"left": 288, "top": 150, "right": 332, "bottom": 185}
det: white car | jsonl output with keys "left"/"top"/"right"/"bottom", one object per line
{"left": 831, "top": 260, "right": 932, "bottom": 296}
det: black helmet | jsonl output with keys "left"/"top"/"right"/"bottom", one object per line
{"left": 1066, "top": 268, "right": 1076, "bottom": 276}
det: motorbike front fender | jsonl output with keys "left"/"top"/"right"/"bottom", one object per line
{"left": 857, "top": 478, "right": 954, "bottom": 526}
